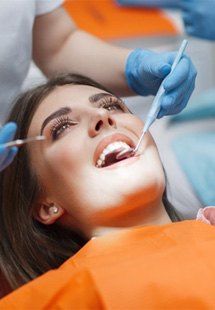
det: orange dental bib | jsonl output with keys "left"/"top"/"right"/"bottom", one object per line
{"left": 1, "top": 220, "right": 215, "bottom": 308}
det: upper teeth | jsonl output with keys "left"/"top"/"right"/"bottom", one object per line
{"left": 96, "top": 141, "right": 130, "bottom": 168}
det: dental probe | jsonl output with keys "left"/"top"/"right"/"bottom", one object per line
{"left": 4, "top": 135, "right": 46, "bottom": 148}
{"left": 117, "top": 39, "right": 188, "bottom": 160}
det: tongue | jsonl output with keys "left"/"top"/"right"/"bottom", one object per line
{"left": 102, "top": 148, "right": 124, "bottom": 167}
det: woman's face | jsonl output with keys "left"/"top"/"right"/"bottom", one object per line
{"left": 28, "top": 84, "right": 165, "bottom": 236}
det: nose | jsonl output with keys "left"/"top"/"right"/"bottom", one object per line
{"left": 88, "top": 109, "right": 116, "bottom": 137}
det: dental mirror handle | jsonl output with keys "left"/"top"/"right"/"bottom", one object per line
{"left": 4, "top": 136, "right": 45, "bottom": 148}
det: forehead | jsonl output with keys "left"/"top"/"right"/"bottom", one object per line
{"left": 41, "top": 84, "right": 106, "bottom": 111}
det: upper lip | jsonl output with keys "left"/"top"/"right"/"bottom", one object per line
{"left": 93, "top": 133, "right": 136, "bottom": 165}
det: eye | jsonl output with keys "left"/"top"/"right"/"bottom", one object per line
{"left": 99, "top": 96, "right": 129, "bottom": 113}
{"left": 50, "top": 116, "right": 78, "bottom": 140}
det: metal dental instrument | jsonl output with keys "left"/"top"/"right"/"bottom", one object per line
{"left": 117, "top": 39, "right": 188, "bottom": 160}
{"left": 4, "top": 135, "right": 46, "bottom": 148}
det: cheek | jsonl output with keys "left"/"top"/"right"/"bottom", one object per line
{"left": 117, "top": 114, "right": 144, "bottom": 134}
{"left": 31, "top": 143, "right": 84, "bottom": 197}
{"left": 44, "top": 135, "right": 87, "bottom": 171}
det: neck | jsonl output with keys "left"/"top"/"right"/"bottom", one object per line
{"left": 91, "top": 200, "right": 172, "bottom": 238}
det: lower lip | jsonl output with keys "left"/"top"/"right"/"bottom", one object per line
{"left": 104, "top": 155, "right": 140, "bottom": 170}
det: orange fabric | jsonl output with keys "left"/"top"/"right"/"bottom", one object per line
{"left": 64, "top": 0, "right": 178, "bottom": 40}
{"left": 72, "top": 220, "right": 215, "bottom": 308}
{"left": 1, "top": 220, "right": 215, "bottom": 308}
{"left": 0, "top": 269, "right": 104, "bottom": 309}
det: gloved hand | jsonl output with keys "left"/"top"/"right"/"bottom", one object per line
{"left": 0, "top": 122, "right": 17, "bottom": 171}
{"left": 125, "top": 48, "right": 197, "bottom": 118}
{"left": 180, "top": 0, "right": 215, "bottom": 40}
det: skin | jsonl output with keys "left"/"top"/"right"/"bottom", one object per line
{"left": 33, "top": 6, "right": 130, "bottom": 96}
{"left": 28, "top": 84, "right": 171, "bottom": 238}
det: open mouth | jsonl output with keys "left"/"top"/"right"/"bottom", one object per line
{"left": 96, "top": 141, "right": 132, "bottom": 168}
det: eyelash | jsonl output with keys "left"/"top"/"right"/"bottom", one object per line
{"left": 50, "top": 116, "right": 77, "bottom": 140}
{"left": 98, "top": 97, "right": 127, "bottom": 112}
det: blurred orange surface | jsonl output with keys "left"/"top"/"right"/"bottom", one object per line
{"left": 64, "top": 0, "right": 178, "bottom": 40}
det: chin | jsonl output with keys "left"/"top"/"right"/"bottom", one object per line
{"left": 89, "top": 184, "right": 165, "bottom": 229}
{"left": 89, "top": 167, "right": 165, "bottom": 208}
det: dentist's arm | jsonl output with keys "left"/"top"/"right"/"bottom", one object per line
{"left": 33, "top": 6, "right": 197, "bottom": 117}
{"left": 33, "top": 6, "right": 130, "bottom": 96}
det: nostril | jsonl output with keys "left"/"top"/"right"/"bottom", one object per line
{"left": 95, "top": 120, "right": 103, "bottom": 131}
{"left": 108, "top": 118, "right": 114, "bottom": 126}
{"left": 95, "top": 117, "right": 115, "bottom": 132}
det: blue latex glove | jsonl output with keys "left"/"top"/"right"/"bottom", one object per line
{"left": 181, "top": 0, "right": 215, "bottom": 40}
{"left": 116, "top": 0, "right": 180, "bottom": 8}
{"left": 125, "top": 48, "right": 197, "bottom": 118}
{"left": 0, "top": 122, "right": 18, "bottom": 171}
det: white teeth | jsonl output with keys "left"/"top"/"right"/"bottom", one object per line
{"left": 96, "top": 141, "right": 130, "bottom": 168}
{"left": 100, "top": 154, "right": 105, "bottom": 161}
{"left": 103, "top": 149, "right": 109, "bottom": 156}
{"left": 96, "top": 159, "right": 103, "bottom": 167}
{"left": 107, "top": 144, "right": 116, "bottom": 152}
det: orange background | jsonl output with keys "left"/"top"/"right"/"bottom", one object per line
{"left": 64, "top": 0, "right": 178, "bottom": 40}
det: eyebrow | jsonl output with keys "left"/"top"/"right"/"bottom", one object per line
{"left": 40, "top": 106, "right": 72, "bottom": 135}
{"left": 89, "top": 92, "right": 115, "bottom": 103}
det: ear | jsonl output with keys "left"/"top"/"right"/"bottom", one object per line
{"left": 34, "top": 202, "right": 64, "bottom": 225}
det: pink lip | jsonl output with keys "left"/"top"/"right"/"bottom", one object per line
{"left": 94, "top": 133, "right": 135, "bottom": 165}
{"left": 104, "top": 154, "right": 140, "bottom": 169}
